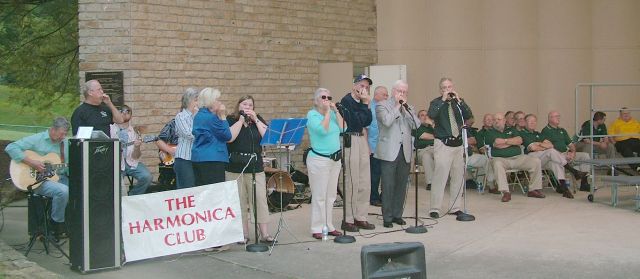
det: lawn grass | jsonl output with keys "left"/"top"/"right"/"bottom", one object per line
{"left": 0, "top": 85, "right": 78, "bottom": 140}
{"left": 0, "top": 85, "right": 78, "bottom": 126}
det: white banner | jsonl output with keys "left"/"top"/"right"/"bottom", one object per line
{"left": 122, "top": 181, "right": 243, "bottom": 262}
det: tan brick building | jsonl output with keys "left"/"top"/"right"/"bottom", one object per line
{"left": 78, "top": 0, "right": 377, "bottom": 173}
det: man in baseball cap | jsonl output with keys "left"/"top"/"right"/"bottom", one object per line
{"left": 338, "top": 74, "right": 375, "bottom": 232}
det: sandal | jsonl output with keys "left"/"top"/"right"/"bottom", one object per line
{"left": 236, "top": 237, "right": 250, "bottom": 245}
{"left": 260, "top": 235, "right": 277, "bottom": 244}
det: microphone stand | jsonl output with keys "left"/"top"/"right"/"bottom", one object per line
{"left": 452, "top": 98, "right": 475, "bottom": 222}
{"left": 334, "top": 105, "right": 355, "bottom": 244}
{"left": 405, "top": 105, "right": 427, "bottom": 234}
{"left": 245, "top": 119, "right": 268, "bottom": 252}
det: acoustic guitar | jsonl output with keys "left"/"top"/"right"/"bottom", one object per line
{"left": 9, "top": 150, "right": 66, "bottom": 191}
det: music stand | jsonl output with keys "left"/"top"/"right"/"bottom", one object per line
{"left": 261, "top": 118, "right": 307, "bottom": 254}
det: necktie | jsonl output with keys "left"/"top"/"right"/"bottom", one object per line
{"left": 448, "top": 103, "right": 459, "bottom": 137}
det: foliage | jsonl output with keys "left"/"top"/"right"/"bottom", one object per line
{"left": 0, "top": 0, "right": 79, "bottom": 119}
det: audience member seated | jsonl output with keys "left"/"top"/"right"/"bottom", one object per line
{"left": 466, "top": 117, "right": 495, "bottom": 192}
{"left": 519, "top": 114, "right": 574, "bottom": 199}
{"left": 542, "top": 111, "right": 591, "bottom": 192}
{"left": 484, "top": 113, "right": 544, "bottom": 202}
{"left": 608, "top": 107, "right": 640, "bottom": 171}
{"left": 505, "top": 111, "right": 516, "bottom": 128}
{"left": 514, "top": 111, "right": 526, "bottom": 131}
{"left": 575, "top": 111, "right": 617, "bottom": 159}
{"left": 413, "top": 110, "right": 435, "bottom": 190}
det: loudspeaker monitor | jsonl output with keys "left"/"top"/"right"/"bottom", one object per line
{"left": 361, "top": 242, "right": 427, "bottom": 279}
{"left": 67, "top": 138, "right": 121, "bottom": 273}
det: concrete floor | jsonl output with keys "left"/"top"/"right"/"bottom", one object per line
{"left": 1, "top": 177, "right": 639, "bottom": 279}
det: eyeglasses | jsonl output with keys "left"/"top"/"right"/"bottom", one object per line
{"left": 320, "top": 95, "right": 333, "bottom": 101}
{"left": 120, "top": 109, "right": 130, "bottom": 114}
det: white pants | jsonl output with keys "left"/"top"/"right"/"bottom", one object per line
{"left": 307, "top": 155, "right": 341, "bottom": 234}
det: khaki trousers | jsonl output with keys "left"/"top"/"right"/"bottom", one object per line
{"left": 343, "top": 135, "right": 371, "bottom": 223}
{"left": 575, "top": 141, "right": 617, "bottom": 158}
{"left": 492, "top": 155, "right": 542, "bottom": 192}
{"left": 417, "top": 146, "right": 435, "bottom": 185}
{"left": 528, "top": 149, "right": 567, "bottom": 180}
{"left": 225, "top": 171, "right": 270, "bottom": 224}
{"left": 430, "top": 139, "right": 464, "bottom": 214}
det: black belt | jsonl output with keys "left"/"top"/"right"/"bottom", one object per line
{"left": 438, "top": 136, "right": 462, "bottom": 147}
{"left": 344, "top": 132, "right": 364, "bottom": 136}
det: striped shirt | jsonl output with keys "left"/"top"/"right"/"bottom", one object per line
{"left": 175, "top": 108, "right": 195, "bottom": 160}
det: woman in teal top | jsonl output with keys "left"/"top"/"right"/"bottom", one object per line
{"left": 306, "top": 88, "right": 346, "bottom": 240}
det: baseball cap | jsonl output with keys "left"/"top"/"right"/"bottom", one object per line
{"left": 354, "top": 74, "right": 372, "bottom": 85}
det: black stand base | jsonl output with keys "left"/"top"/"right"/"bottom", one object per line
{"left": 334, "top": 235, "right": 356, "bottom": 244}
{"left": 456, "top": 212, "right": 476, "bottom": 222}
{"left": 246, "top": 243, "right": 269, "bottom": 252}
{"left": 405, "top": 226, "right": 428, "bottom": 234}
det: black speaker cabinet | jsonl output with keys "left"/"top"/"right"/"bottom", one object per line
{"left": 361, "top": 242, "right": 427, "bottom": 279}
{"left": 68, "top": 138, "right": 121, "bottom": 273}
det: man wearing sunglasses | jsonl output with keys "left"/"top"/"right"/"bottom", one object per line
{"left": 110, "top": 105, "right": 152, "bottom": 195}
{"left": 71, "top": 79, "right": 124, "bottom": 136}
{"left": 338, "top": 74, "right": 376, "bottom": 232}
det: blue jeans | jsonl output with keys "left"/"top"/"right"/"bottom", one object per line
{"left": 123, "top": 163, "right": 152, "bottom": 195}
{"left": 369, "top": 154, "right": 382, "bottom": 203}
{"left": 35, "top": 175, "right": 69, "bottom": 223}
{"left": 174, "top": 158, "right": 196, "bottom": 189}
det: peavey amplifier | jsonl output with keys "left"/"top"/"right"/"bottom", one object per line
{"left": 67, "top": 138, "right": 121, "bottom": 273}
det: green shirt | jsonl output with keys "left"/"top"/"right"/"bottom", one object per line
{"left": 579, "top": 120, "right": 608, "bottom": 139}
{"left": 484, "top": 127, "right": 522, "bottom": 158}
{"left": 475, "top": 127, "right": 491, "bottom": 148}
{"left": 518, "top": 129, "right": 544, "bottom": 154}
{"left": 541, "top": 125, "right": 572, "bottom": 152}
{"left": 413, "top": 123, "right": 434, "bottom": 149}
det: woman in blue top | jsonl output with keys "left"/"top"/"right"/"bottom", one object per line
{"left": 191, "top": 87, "right": 245, "bottom": 186}
{"left": 306, "top": 88, "right": 346, "bottom": 240}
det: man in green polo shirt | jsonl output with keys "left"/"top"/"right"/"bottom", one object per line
{"left": 485, "top": 113, "right": 544, "bottom": 202}
{"left": 575, "top": 111, "right": 617, "bottom": 158}
{"left": 413, "top": 110, "right": 435, "bottom": 190}
{"left": 541, "top": 111, "right": 591, "bottom": 191}
{"left": 520, "top": 114, "right": 575, "bottom": 199}
{"left": 465, "top": 117, "right": 495, "bottom": 193}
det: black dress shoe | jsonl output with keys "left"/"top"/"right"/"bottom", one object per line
{"left": 429, "top": 212, "right": 439, "bottom": 218}
{"left": 392, "top": 218, "right": 406, "bottom": 225}
{"left": 383, "top": 221, "right": 393, "bottom": 228}
{"left": 449, "top": 210, "right": 464, "bottom": 216}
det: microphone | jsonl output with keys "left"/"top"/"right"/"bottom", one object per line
{"left": 399, "top": 100, "right": 411, "bottom": 111}
{"left": 448, "top": 92, "right": 460, "bottom": 104}
{"left": 239, "top": 111, "right": 250, "bottom": 122}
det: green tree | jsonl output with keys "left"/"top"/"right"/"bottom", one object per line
{"left": 0, "top": 0, "right": 79, "bottom": 120}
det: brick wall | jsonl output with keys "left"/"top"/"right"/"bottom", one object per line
{"left": 78, "top": 0, "right": 377, "bottom": 175}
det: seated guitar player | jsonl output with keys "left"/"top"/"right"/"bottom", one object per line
{"left": 110, "top": 105, "right": 151, "bottom": 195}
{"left": 5, "top": 117, "right": 70, "bottom": 240}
